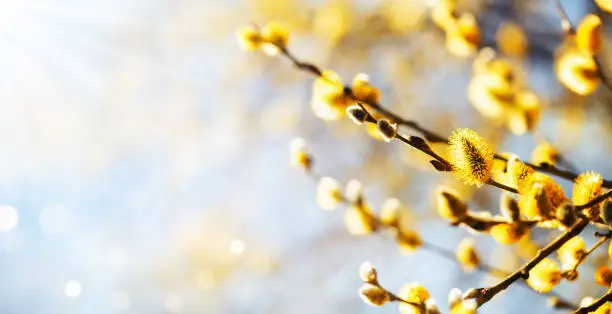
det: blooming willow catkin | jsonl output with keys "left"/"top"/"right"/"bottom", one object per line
{"left": 448, "top": 128, "right": 494, "bottom": 186}
{"left": 573, "top": 171, "right": 603, "bottom": 217}
{"left": 527, "top": 258, "right": 562, "bottom": 293}
{"left": 398, "top": 283, "right": 430, "bottom": 314}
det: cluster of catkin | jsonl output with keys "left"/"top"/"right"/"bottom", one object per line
{"left": 236, "top": 0, "right": 612, "bottom": 313}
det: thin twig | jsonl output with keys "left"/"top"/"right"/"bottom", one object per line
{"left": 573, "top": 288, "right": 612, "bottom": 314}
{"left": 575, "top": 189, "right": 612, "bottom": 211}
{"left": 468, "top": 217, "right": 590, "bottom": 307}
{"left": 563, "top": 231, "right": 612, "bottom": 277}
{"left": 276, "top": 46, "right": 612, "bottom": 189}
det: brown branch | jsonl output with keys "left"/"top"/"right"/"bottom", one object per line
{"left": 575, "top": 189, "right": 612, "bottom": 211}
{"left": 350, "top": 191, "right": 578, "bottom": 308}
{"left": 359, "top": 107, "right": 519, "bottom": 194}
{"left": 552, "top": 0, "right": 575, "bottom": 35}
{"left": 467, "top": 217, "right": 590, "bottom": 307}
{"left": 276, "top": 46, "right": 612, "bottom": 189}
{"left": 573, "top": 289, "right": 612, "bottom": 314}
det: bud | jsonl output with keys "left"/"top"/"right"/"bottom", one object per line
{"left": 451, "top": 299, "right": 477, "bottom": 314}
{"left": 490, "top": 223, "right": 527, "bottom": 245}
{"left": 558, "top": 236, "right": 586, "bottom": 269}
{"left": 596, "top": 0, "right": 612, "bottom": 13}
{"left": 595, "top": 266, "right": 612, "bottom": 287}
{"left": 526, "top": 258, "right": 562, "bottom": 293}
{"left": 573, "top": 171, "right": 603, "bottom": 218}
{"left": 562, "top": 269, "right": 579, "bottom": 281}
{"left": 556, "top": 51, "right": 600, "bottom": 96}
{"left": 377, "top": 119, "right": 397, "bottom": 142}
{"left": 352, "top": 73, "right": 381, "bottom": 105}
{"left": 448, "top": 288, "right": 463, "bottom": 308}
{"left": 531, "top": 141, "right": 559, "bottom": 167}
{"left": 380, "top": 198, "right": 402, "bottom": 226}
{"left": 425, "top": 299, "right": 441, "bottom": 314}
{"left": 576, "top": 14, "right": 602, "bottom": 55}
{"left": 448, "top": 128, "right": 494, "bottom": 187}
{"left": 346, "top": 105, "right": 368, "bottom": 125}
{"left": 507, "top": 155, "right": 535, "bottom": 194}
{"left": 547, "top": 296, "right": 562, "bottom": 309}
{"left": 359, "top": 261, "right": 378, "bottom": 284}
{"left": 344, "top": 205, "right": 376, "bottom": 236}
{"left": 359, "top": 283, "right": 390, "bottom": 306}
{"left": 456, "top": 238, "right": 480, "bottom": 271}
{"left": 288, "top": 137, "right": 312, "bottom": 171}
{"left": 556, "top": 201, "right": 577, "bottom": 228}
{"left": 398, "top": 282, "right": 430, "bottom": 305}
{"left": 600, "top": 201, "right": 612, "bottom": 226}
{"left": 316, "top": 177, "right": 343, "bottom": 210}
{"left": 260, "top": 21, "right": 289, "bottom": 56}
{"left": 533, "top": 183, "right": 555, "bottom": 218}
{"left": 345, "top": 179, "right": 364, "bottom": 205}
{"left": 236, "top": 25, "right": 261, "bottom": 51}
{"left": 500, "top": 193, "right": 520, "bottom": 222}
{"left": 397, "top": 229, "right": 423, "bottom": 255}
{"left": 435, "top": 186, "right": 468, "bottom": 222}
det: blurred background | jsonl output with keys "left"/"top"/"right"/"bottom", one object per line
{"left": 0, "top": 0, "right": 611, "bottom": 313}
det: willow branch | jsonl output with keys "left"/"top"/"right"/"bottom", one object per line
{"left": 341, "top": 189, "right": 576, "bottom": 308}
{"left": 573, "top": 289, "right": 612, "bottom": 314}
{"left": 467, "top": 217, "right": 590, "bottom": 307}
{"left": 360, "top": 107, "right": 519, "bottom": 194}
{"left": 575, "top": 189, "right": 612, "bottom": 210}
{"left": 276, "top": 46, "right": 612, "bottom": 189}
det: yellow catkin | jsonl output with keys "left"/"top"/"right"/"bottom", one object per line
{"left": 507, "top": 156, "right": 535, "bottom": 194}
{"left": 527, "top": 258, "right": 562, "bottom": 293}
{"left": 576, "top": 14, "right": 602, "bottom": 55}
{"left": 344, "top": 205, "right": 376, "bottom": 236}
{"left": 536, "top": 174, "right": 567, "bottom": 208}
{"left": 316, "top": 177, "right": 343, "bottom": 210}
{"left": 573, "top": 171, "right": 603, "bottom": 217}
{"left": 445, "top": 13, "right": 481, "bottom": 57}
{"left": 431, "top": 0, "right": 456, "bottom": 31}
{"left": 450, "top": 300, "right": 478, "bottom": 314}
{"left": 557, "top": 236, "right": 586, "bottom": 269}
{"left": 496, "top": 22, "right": 528, "bottom": 57}
{"left": 518, "top": 175, "right": 565, "bottom": 221}
{"left": 352, "top": 73, "right": 381, "bottom": 105}
{"left": 490, "top": 223, "right": 527, "bottom": 244}
{"left": 596, "top": 0, "right": 612, "bottom": 13}
{"left": 456, "top": 238, "right": 480, "bottom": 271}
{"left": 595, "top": 266, "right": 612, "bottom": 287}
{"left": 311, "top": 70, "right": 351, "bottom": 121}
{"left": 556, "top": 51, "right": 600, "bottom": 96}
{"left": 448, "top": 129, "right": 494, "bottom": 186}
{"left": 236, "top": 25, "right": 261, "bottom": 51}
{"left": 397, "top": 229, "right": 423, "bottom": 254}
{"left": 531, "top": 141, "right": 559, "bottom": 166}
{"left": 259, "top": 21, "right": 289, "bottom": 55}
{"left": 435, "top": 186, "right": 468, "bottom": 221}
{"left": 359, "top": 283, "right": 390, "bottom": 306}
{"left": 380, "top": 198, "right": 402, "bottom": 226}
{"left": 398, "top": 283, "right": 430, "bottom": 314}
